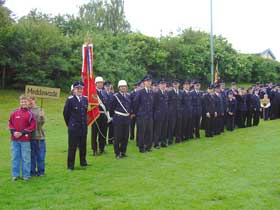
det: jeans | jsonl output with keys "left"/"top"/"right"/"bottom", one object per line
{"left": 11, "top": 140, "right": 31, "bottom": 178}
{"left": 31, "top": 139, "right": 46, "bottom": 176}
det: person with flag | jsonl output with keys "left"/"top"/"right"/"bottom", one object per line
{"left": 91, "top": 76, "right": 111, "bottom": 156}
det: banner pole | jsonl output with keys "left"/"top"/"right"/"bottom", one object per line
{"left": 40, "top": 98, "right": 43, "bottom": 110}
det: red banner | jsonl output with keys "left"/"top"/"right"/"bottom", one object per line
{"left": 82, "top": 44, "right": 100, "bottom": 126}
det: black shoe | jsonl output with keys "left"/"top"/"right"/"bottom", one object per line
{"left": 99, "top": 150, "right": 105, "bottom": 155}
{"left": 121, "top": 153, "right": 128, "bottom": 158}
{"left": 80, "top": 162, "right": 88, "bottom": 167}
{"left": 154, "top": 145, "right": 160, "bottom": 149}
{"left": 146, "top": 149, "right": 152, "bottom": 152}
{"left": 116, "top": 154, "right": 122, "bottom": 159}
{"left": 67, "top": 167, "right": 74, "bottom": 171}
{"left": 93, "top": 151, "right": 98, "bottom": 156}
{"left": 161, "top": 144, "right": 167, "bottom": 148}
{"left": 130, "top": 137, "right": 134, "bottom": 140}
{"left": 139, "top": 149, "right": 145, "bottom": 153}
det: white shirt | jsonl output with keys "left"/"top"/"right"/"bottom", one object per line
{"left": 76, "top": 95, "right": 82, "bottom": 102}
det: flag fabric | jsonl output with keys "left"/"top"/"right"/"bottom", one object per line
{"left": 214, "top": 61, "right": 219, "bottom": 84}
{"left": 82, "top": 44, "right": 100, "bottom": 126}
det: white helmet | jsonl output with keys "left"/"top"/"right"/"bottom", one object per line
{"left": 95, "top": 76, "right": 104, "bottom": 83}
{"left": 118, "top": 80, "right": 127, "bottom": 87}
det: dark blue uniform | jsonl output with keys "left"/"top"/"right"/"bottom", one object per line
{"left": 153, "top": 89, "right": 169, "bottom": 147}
{"left": 213, "top": 92, "right": 224, "bottom": 135}
{"left": 167, "top": 89, "right": 183, "bottom": 143}
{"left": 190, "top": 90, "right": 202, "bottom": 138}
{"left": 220, "top": 90, "right": 227, "bottom": 131}
{"left": 63, "top": 95, "right": 88, "bottom": 169}
{"left": 110, "top": 92, "right": 131, "bottom": 157}
{"left": 129, "top": 89, "right": 138, "bottom": 140}
{"left": 91, "top": 89, "right": 110, "bottom": 155}
{"left": 182, "top": 90, "right": 193, "bottom": 140}
{"left": 106, "top": 91, "right": 114, "bottom": 144}
{"left": 133, "top": 88, "right": 154, "bottom": 152}
{"left": 246, "top": 93, "right": 253, "bottom": 127}
{"left": 226, "top": 98, "right": 237, "bottom": 131}
{"left": 236, "top": 94, "right": 247, "bottom": 128}
{"left": 251, "top": 94, "right": 261, "bottom": 126}
{"left": 202, "top": 93, "right": 216, "bottom": 137}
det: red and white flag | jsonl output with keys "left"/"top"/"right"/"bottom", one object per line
{"left": 82, "top": 43, "right": 100, "bottom": 126}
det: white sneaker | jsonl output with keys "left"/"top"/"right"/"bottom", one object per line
{"left": 12, "top": 176, "right": 19, "bottom": 181}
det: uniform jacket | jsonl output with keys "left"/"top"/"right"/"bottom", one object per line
{"left": 182, "top": 90, "right": 193, "bottom": 117}
{"left": 226, "top": 99, "right": 237, "bottom": 114}
{"left": 167, "top": 89, "right": 183, "bottom": 114}
{"left": 133, "top": 88, "right": 154, "bottom": 119}
{"left": 213, "top": 92, "right": 224, "bottom": 115}
{"left": 97, "top": 89, "right": 110, "bottom": 113}
{"left": 236, "top": 94, "right": 248, "bottom": 112}
{"left": 110, "top": 92, "right": 131, "bottom": 125}
{"left": 153, "top": 89, "right": 168, "bottom": 120}
{"left": 63, "top": 95, "right": 88, "bottom": 136}
{"left": 190, "top": 90, "right": 203, "bottom": 116}
{"left": 250, "top": 94, "right": 260, "bottom": 111}
{"left": 129, "top": 89, "right": 138, "bottom": 115}
{"left": 203, "top": 93, "right": 216, "bottom": 115}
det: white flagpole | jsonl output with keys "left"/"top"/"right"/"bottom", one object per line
{"left": 210, "top": 0, "right": 214, "bottom": 84}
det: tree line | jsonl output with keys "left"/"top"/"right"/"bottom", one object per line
{"left": 1, "top": 0, "right": 280, "bottom": 90}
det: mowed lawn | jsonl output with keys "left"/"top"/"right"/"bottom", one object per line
{"left": 0, "top": 89, "right": 280, "bottom": 210}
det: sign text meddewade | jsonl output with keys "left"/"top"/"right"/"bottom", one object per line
{"left": 25, "top": 85, "right": 60, "bottom": 99}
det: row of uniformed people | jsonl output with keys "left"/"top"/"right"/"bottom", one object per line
{"left": 91, "top": 76, "right": 266, "bottom": 156}
{"left": 63, "top": 77, "right": 277, "bottom": 169}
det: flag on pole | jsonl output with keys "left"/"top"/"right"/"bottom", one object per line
{"left": 82, "top": 43, "right": 100, "bottom": 126}
{"left": 214, "top": 61, "right": 219, "bottom": 84}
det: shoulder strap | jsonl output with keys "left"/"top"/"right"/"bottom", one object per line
{"left": 115, "top": 94, "right": 129, "bottom": 114}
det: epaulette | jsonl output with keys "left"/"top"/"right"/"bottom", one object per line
{"left": 68, "top": 95, "right": 74, "bottom": 99}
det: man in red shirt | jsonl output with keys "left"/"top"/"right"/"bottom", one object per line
{"left": 8, "top": 95, "right": 36, "bottom": 181}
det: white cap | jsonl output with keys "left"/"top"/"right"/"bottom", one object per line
{"left": 95, "top": 76, "right": 104, "bottom": 83}
{"left": 118, "top": 80, "right": 127, "bottom": 87}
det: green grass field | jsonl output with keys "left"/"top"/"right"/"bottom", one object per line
{"left": 1, "top": 89, "right": 280, "bottom": 210}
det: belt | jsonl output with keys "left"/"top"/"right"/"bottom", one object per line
{"left": 99, "top": 111, "right": 106, "bottom": 114}
{"left": 114, "top": 111, "right": 130, "bottom": 117}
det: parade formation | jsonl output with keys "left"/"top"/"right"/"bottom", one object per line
{"left": 63, "top": 77, "right": 280, "bottom": 170}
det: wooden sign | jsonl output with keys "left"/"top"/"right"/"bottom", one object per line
{"left": 25, "top": 85, "right": 60, "bottom": 99}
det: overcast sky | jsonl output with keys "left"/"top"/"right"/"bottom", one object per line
{"left": 5, "top": 0, "right": 280, "bottom": 60}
